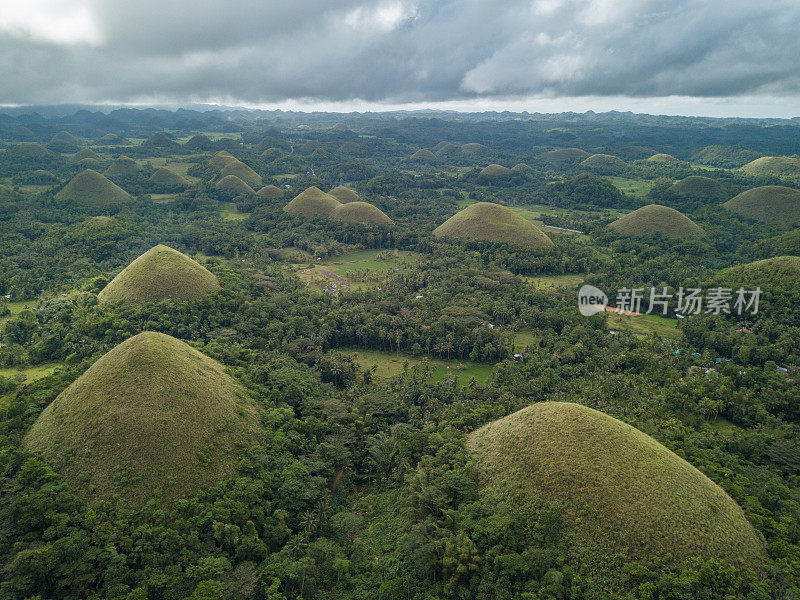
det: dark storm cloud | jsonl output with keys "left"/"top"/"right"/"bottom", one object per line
{"left": 1, "top": 0, "right": 799, "bottom": 104}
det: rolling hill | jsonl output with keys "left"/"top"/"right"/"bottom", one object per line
{"left": 283, "top": 186, "right": 341, "bottom": 218}
{"left": 539, "top": 148, "right": 590, "bottom": 166}
{"left": 98, "top": 244, "right": 220, "bottom": 305}
{"left": 668, "top": 175, "right": 726, "bottom": 199}
{"left": 209, "top": 150, "right": 239, "bottom": 171}
{"left": 328, "top": 186, "right": 361, "bottom": 203}
{"left": 712, "top": 256, "right": 800, "bottom": 293}
{"left": 580, "top": 153, "right": 627, "bottom": 171}
{"left": 609, "top": 204, "right": 704, "bottom": 239}
{"left": 103, "top": 155, "right": 140, "bottom": 178}
{"left": 722, "top": 186, "right": 800, "bottom": 225}
{"left": 215, "top": 174, "right": 255, "bottom": 196}
{"left": 433, "top": 202, "right": 554, "bottom": 249}
{"left": 149, "top": 167, "right": 191, "bottom": 188}
{"left": 24, "top": 331, "right": 263, "bottom": 504}
{"left": 257, "top": 184, "right": 284, "bottom": 198}
{"left": 55, "top": 169, "right": 132, "bottom": 207}
{"left": 647, "top": 153, "right": 679, "bottom": 163}
{"left": 219, "top": 159, "right": 262, "bottom": 188}
{"left": 408, "top": 149, "right": 438, "bottom": 163}
{"left": 478, "top": 164, "right": 512, "bottom": 178}
{"left": 331, "top": 201, "right": 392, "bottom": 225}
{"left": 740, "top": 156, "right": 800, "bottom": 178}
{"left": 467, "top": 402, "right": 766, "bottom": 581}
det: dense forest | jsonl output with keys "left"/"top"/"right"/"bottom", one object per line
{"left": 1, "top": 108, "right": 799, "bottom": 600}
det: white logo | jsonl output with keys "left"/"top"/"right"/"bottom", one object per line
{"left": 578, "top": 285, "right": 608, "bottom": 316}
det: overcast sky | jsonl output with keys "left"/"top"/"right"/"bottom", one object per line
{"left": 1, "top": 0, "right": 799, "bottom": 117}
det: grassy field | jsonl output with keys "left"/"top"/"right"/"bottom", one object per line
{"left": 345, "top": 348, "right": 493, "bottom": 384}
{"left": 0, "top": 362, "right": 62, "bottom": 382}
{"left": 296, "top": 249, "right": 420, "bottom": 293}
{"left": 605, "top": 311, "right": 680, "bottom": 339}
{"left": 608, "top": 176, "right": 654, "bottom": 198}
{"left": 220, "top": 202, "right": 249, "bottom": 221}
{"left": 524, "top": 274, "right": 585, "bottom": 290}
{"left": 150, "top": 193, "right": 178, "bottom": 204}
{"left": 513, "top": 329, "right": 539, "bottom": 351}
{"left": 467, "top": 402, "right": 767, "bottom": 582}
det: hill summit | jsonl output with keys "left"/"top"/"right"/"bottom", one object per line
{"left": 328, "top": 186, "right": 361, "bottom": 203}
{"left": 609, "top": 204, "right": 704, "bottom": 239}
{"left": 433, "top": 202, "right": 553, "bottom": 249}
{"left": 55, "top": 169, "right": 132, "bottom": 207}
{"left": 467, "top": 402, "right": 766, "bottom": 581}
{"left": 332, "top": 201, "right": 392, "bottom": 225}
{"left": 284, "top": 186, "right": 341, "bottom": 218}
{"left": 24, "top": 332, "right": 263, "bottom": 504}
{"left": 98, "top": 245, "right": 220, "bottom": 305}
{"left": 722, "top": 185, "right": 800, "bottom": 225}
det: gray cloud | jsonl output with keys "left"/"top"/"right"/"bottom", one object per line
{"left": 0, "top": 0, "right": 799, "bottom": 105}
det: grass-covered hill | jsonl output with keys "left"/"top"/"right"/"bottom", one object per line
{"left": 23, "top": 332, "right": 263, "bottom": 504}
{"left": 740, "top": 156, "right": 800, "bottom": 178}
{"left": 103, "top": 155, "right": 140, "bottom": 178}
{"left": 408, "top": 148, "right": 438, "bottom": 163}
{"left": 55, "top": 169, "right": 132, "bottom": 207}
{"left": 72, "top": 148, "right": 101, "bottom": 162}
{"left": 219, "top": 159, "right": 262, "bottom": 189}
{"left": 609, "top": 204, "right": 704, "bottom": 239}
{"left": 722, "top": 185, "right": 800, "bottom": 225}
{"left": 328, "top": 185, "right": 360, "bottom": 203}
{"left": 51, "top": 130, "right": 79, "bottom": 146}
{"left": 256, "top": 184, "right": 284, "bottom": 198}
{"left": 712, "top": 256, "right": 800, "bottom": 294}
{"left": 208, "top": 150, "right": 239, "bottom": 171}
{"left": 461, "top": 142, "right": 488, "bottom": 155}
{"left": 433, "top": 202, "right": 554, "bottom": 249}
{"left": 331, "top": 201, "right": 392, "bottom": 225}
{"left": 284, "top": 186, "right": 341, "bottom": 218}
{"left": 149, "top": 166, "right": 191, "bottom": 188}
{"left": 98, "top": 244, "right": 220, "bottom": 305}
{"left": 184, "top": 134, "right": 214, "bottom": 150}
{"left": 668, "top": 175, "right": 727, "bottom": 199}
{"left": 539, "top": 148, "right": 590, "bottom": 166}
{"left": 580, "top": 153, "right": 627, "bottom": 171}
{"left": 215, "top": 174, "right": 255, "bottom": 196}
{"left": 467, "top": 402, "right": 766, "bottom": 581}
{"left": 647, "top": 153, "right": 679, "bottom": 163}
{"left": 7, "top": 142, "right": 58, "bottom": 162}
{"left": 478, "top": 164, "right": 512, "bottom": 178}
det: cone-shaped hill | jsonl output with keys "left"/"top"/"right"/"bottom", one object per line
{"left": 722, "top": 186, "right": 800, "bottom": 225}
{"left": 184, "top": 134, "right": 214, "bottom": 150}
{"left": 215, "top": 174, "right": 255, "bottom": 196}
{"left": 581, "top": 154, "right": 626, "bottom": 170}
{"left": 103, "top": 155, "right": 140, "bottom": 178}
{"left": 479, "top": 164, "right": 512, "bottom": 177}
{"left": 284, "top": 186, "right": 341, "bottom": 218}
{"left": 219, "top": 159, "right": 262, "bottom": 188}
{"left": 467, "top": 402, "right": 766, "bottom": 581}
{"left": 8, "top": 142, "right": 58, "bottom": 161}
{"left": 24, "top": 332, "right": 263, "bottom": 504}
{"left": 408, "top": 149, "right": 438, "bottom": 163}
{"left": 740, "top": 156, "right": 800, "bottom": 178}
{"left": 209, "top": 150, "right": 239, "bottom": 171}
{"left": 257, "top": 184, "right": 284, "bottom": 198}
{"left": 149, "top": 167, "right": 191, "bottom": 188}
{"left": 669, "top": 175, "right": 726, "bottom": 199}
{"left": 332, "top": 202, "right": 392, "bottom": 225}
{"left": 647, "top": 153, "right": 679, "bottom": 163}
{"left": 72, "top": 148, "right": 101, "bottom": 162}
{"left": 98, "top": 245, "right": 220, "bottom": 305}
{"left": 712, "top": 256, "right": 800, "bottom": 293}
{"left": 461, "top": 142, "right": 489, "bottom": 155}
{"left": 539, "top": 148, "right": 590, "bottom": 166}
{"left": 51, "top": 130, "right": 79, "bottom": 146}
{"left": 434, "top": 202, "right": 553, "bottom": 250}
{"left": 55, "top": 169, "right": 132, "bottom": 207}
{"left": 609, "top": 204, "right": 704, "bottom": 239}
{"left": 328, "top": 186, "right": 360, "bottom": 203}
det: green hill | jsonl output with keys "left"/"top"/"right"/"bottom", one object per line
{"left": 72, "top": 148, "right": 101, "bottom": 162}
{"left": 740, "top": 156, "right": 800, "bottom": 178}
{"left": 408, "top": 149, "right": 438, "bottom": 163}
{"left": 103, "top": 155, "right": 140, "bottom": 178}
{"left": 0, "top": 184, "right": 21, "bottom": 202}
{"left": 51, "top": 130, "right": 79, "bottom": 146}
{"left": 184, "top": 134, "right": 214, "bottom": 150}
{"left": 149, "top": 167, "right": 191, "bottom": 188}
{"left": 209, "top": 150, "right": 239, "bottom": 171}
{"left": 143, "top": 132, "right": 180, "bottom": 150}
{"left": 328, "top": 186, "right": 361, "bottom": 203}
{"left": 284, "top": 186, "right": 341, "bottom": 218}
{"left": 539, "top": 148, "right": 590, "bottom": 166}
{"left": 433, "top": 202, "right": 553, "bottom": 249}
{"left": 609, "top": 204, "right": 703, "bottom": 239}
{"left": 581, "top": 154, "right": 626, "bottom": 171}
{"left": 723, "top": 186, "right": 800, "bottom": 225}
{"left": 98, "top": 244, "right": 220, "bottom": 305}
{"left": 24, "top": 331, "right": 263, "bottom": 504}
{"left": 96, "top": 133, "right": 129, "bottom": 145}
{"left": 332, "top": 201, "right": 392, "bottom": 225}
{"left": 647, "top": 153, "right": 679, "bottom": 163}
{"left": 8, "top": 142, "right": 58, "bottom": 161}
{"left": 55, "top": 169, "right": 132, "bottom": 207}
{"left": 669, "top": 175, "right": 726, "bottom": 199}
{"left": 24, "top": 169, "right": 59, "bottom": 184}
{"left": 479, "top": 164, "right": 512, "bottom": 178}
{"left": 256, "top": 184, "right": 284, "bottom": 198}
{"left": 215, "top": 174, "right": 255, "bottom": 196}
{"left": 461, "top": 142, "right": 489, "bottom": 155}
{"left": 712, "top": 256, "right": 800, "bottom": 293}
{"left": 219, "top": 159, "right": 262, "bottom": 188}
{"left": 511, "top": 163, "right": 532, "bottom": 173}
{"left": 467, "top": 402, "right": 766, "bottom": 581}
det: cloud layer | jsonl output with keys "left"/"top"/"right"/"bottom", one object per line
{"left": 1, "top": 0, "right": 798, "bottom": 105}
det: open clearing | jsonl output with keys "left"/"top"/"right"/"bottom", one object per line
{"left": 606, "top": 311, "right": 680, "bottom": 339}
{"left": 220, "top": 202, "right": 249, "bottom": 221}
{"left": 608, "top": 176, "right": 654, "bottom": 198}
{"left": 346, "top": 348, "right": 493, "bottom": 383}
{"left": 295, "top": 249, "right": 420, "bottom": 292}
{"left": 0, "top": 362, "right": 62, "bottom": 383}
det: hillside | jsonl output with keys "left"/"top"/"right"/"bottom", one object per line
{"left": 609, "top": 204, "right": 704, "bottom": 239}
{"left": 219, "top": 159, "right": 262, "bottom": 188}
{"left": 328, "top": 186, "right": 361, "bottom": 203}
{"left": 580, "top": 154, "right": 627, "bottom": 171}
{"left": 215, "top": 174, "right": 255, "bottom": 196}
{"left": 209, "top": 150, "right": 239, "bottom": 170}
{"left": 647, "top": 153, "right": 679, "bottom": 163}
{"left": 332, "top": 201, "right": 392, "bottom": 225}
{"left": 55, "top": 169, "right": 132, "bottom": 207}
{"left": 98, "top": 244, "right": 220, "bottom": 304}
{"left": 467, "top": 402, "right": 766, "bottom": 580}
{"left": 257, "top": 184, "right": 284, "bottom": 198}
{"left": 722, "top": 185, "right": 800, "bottom": 225}
{"left": 712, "top": 256, "right": 800, "bottom": 293}
{"left": 668, "top": 175, "right": 726, "bottom": 199}
{"left": 24, "top": 332, "right": 263, "bottom": 504}
{"left": 284, "top": 186, "right": 341, "bottom": 218}
{"left": 539, "top": 148, "right": 590, "bottom": 166}
{"left": 478, "top": 164, "right": 512, "bottom": 177}
{"left": 149, "top": 167, "right": 191, "bottom": 188}
{"left": 408, "top": 149, "right": 438, "bottom": 163}
{"left": 103, "top": 155, "right": 140, "bottom": 178}
{"left": 433, "top": 202, "right": 553, "bottom": 249}
{"left": 740, "top": 156, "right": 800, "bottom": 178}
